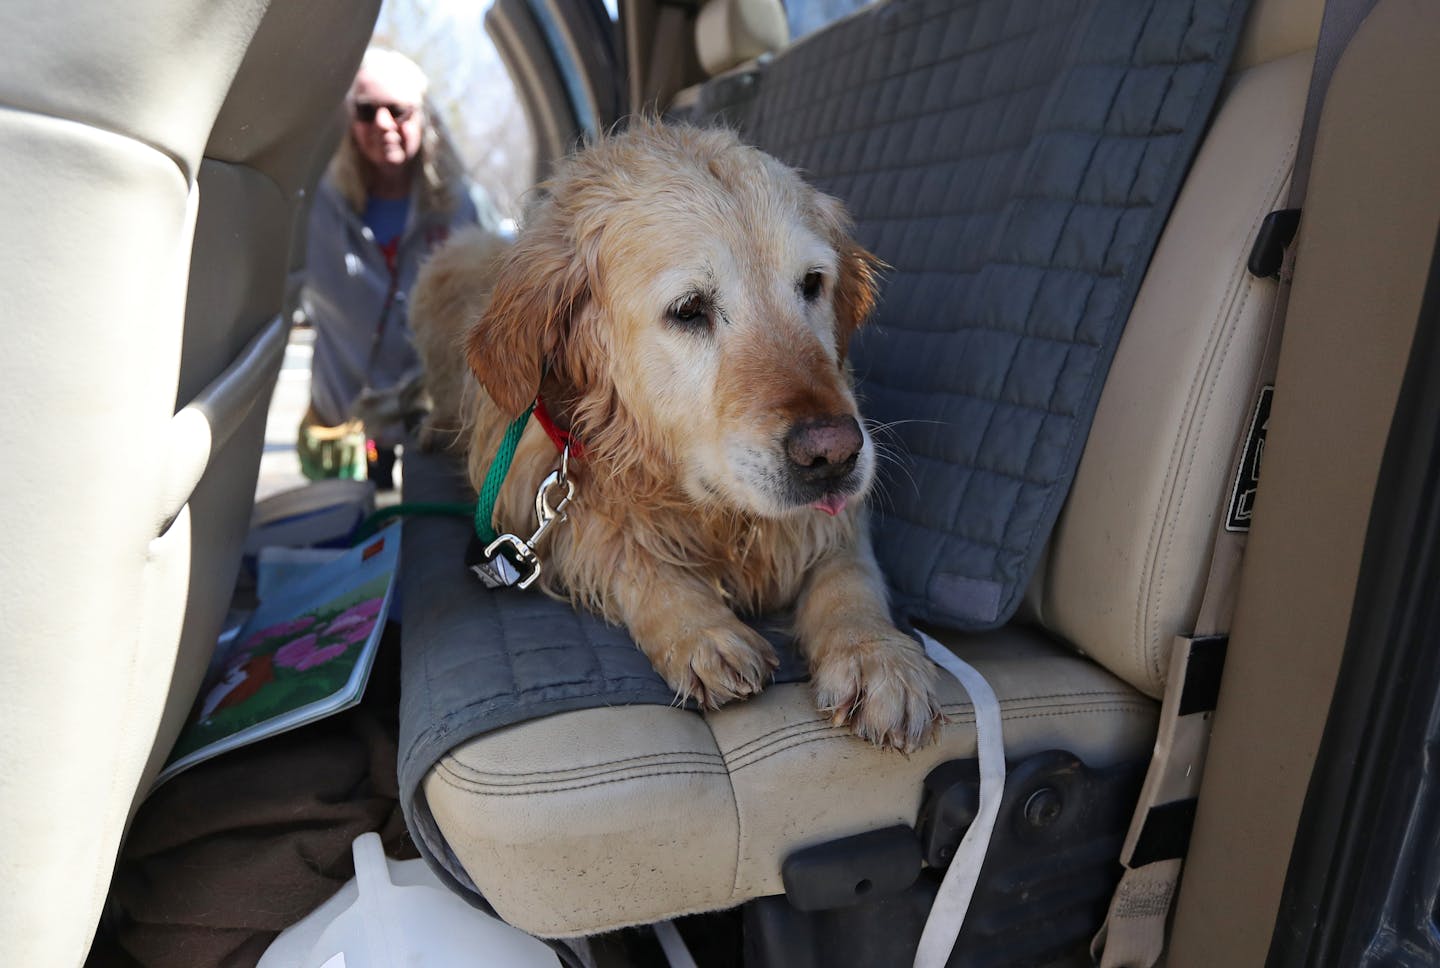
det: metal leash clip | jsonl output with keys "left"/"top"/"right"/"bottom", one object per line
{"left": 474, "top": 446, "right": 575, "bottom": 591}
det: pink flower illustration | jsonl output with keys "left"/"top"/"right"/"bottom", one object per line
{"left": 274, "top": 631, "right": 352, "bottom": 671}
{"left": 241, "top": 614, "right": 316, "bottom": 651}
{"left": 324, "top": 597, "right": 383, "bottom": 635}
{"left": 333, "top": 623, "right": 373, "bottom": 647}
{"left": 273, "top": 633, "right": 319, "bottom": 668}
{"left": 292, "top": 642, "right": 349, "bottom": 671}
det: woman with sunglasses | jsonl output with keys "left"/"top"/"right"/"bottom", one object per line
{"left": 299, "top": 46, "right": 495, "bottom": 489}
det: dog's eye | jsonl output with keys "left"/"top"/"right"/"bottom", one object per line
{"left": 800, "top": 271, "right": 824, "bottom": 302}
{"left": 667, "top": 293, "right": 711, "bottom": 330}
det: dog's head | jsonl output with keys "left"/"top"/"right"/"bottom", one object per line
{"left": 467, "top": 121, "right": 884, "bottom": 519}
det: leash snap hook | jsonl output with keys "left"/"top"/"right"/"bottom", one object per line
{"left": 536, "top": 446, "right": 575, "bottom": 527}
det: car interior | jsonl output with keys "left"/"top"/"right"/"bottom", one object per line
{"left": 2, "top": 0, "right": 1438, "bottom": 965}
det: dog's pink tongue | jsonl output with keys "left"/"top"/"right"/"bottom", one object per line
{"left": 811, "top": 494, "right": 848, "bottom": 516}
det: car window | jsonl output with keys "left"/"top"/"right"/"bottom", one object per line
{"left": 785, "top": 0, "right": 873, "bottom": 39}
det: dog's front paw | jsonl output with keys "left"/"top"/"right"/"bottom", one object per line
{"left": 655, "top": 622, "right": 780, "bottom": 710}
{"left": 811, "top": 633, "right": 943, "bottom": 753}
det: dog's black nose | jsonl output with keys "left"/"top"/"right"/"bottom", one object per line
{"left": 785, "top": 415, "right": 863, "bottom": 484}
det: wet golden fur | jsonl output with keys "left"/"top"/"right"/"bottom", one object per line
{"left": 410, "top": 226, "right": 511, "bottom": 451}
{"left": 414, "top": 121, "right": 941, "bottom": 751}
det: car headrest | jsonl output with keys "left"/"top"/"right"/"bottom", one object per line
{"left": 695, "top": 0, "right": 789, "bottom": 77}
{"left": 1234, "top": 0, "right": 1324, "bottom": 71}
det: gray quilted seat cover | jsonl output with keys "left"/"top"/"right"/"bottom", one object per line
{"left": 398, "top": 0, "right": 1250, "bottom": 890}
{"left": 740, "top": 0, "right": 1251, "bottom": 628}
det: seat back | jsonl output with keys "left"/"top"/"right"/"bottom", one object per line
{"left": 1022, "top": 0, "right": 1323, "bottom": 696}
{"left": 0, "top": 2, "right": 376, "bottom": 963}
{"left": 142, "top": 0, "right": 382, "bottom": 796}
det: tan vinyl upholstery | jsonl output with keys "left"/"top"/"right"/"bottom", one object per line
{"left": 426, "top": 629, "right": 1155, "bottom": 936}
{"left": 139, "top": 0, "right": 383, "bottom": 798}
{"left": 670, "top": 0, "right": 788, "bottom": 114}
{"left": 1024, "top": 47, "right": 1315, "bottom": 698}
{"left": 0, "top": 2, "right": 377, "bottom": 964}
{"left": 1233, "top": 0, "right": 1326, "bottom": 70}
{"left": 695, "top": 0, "right": 789, "bottom": 77}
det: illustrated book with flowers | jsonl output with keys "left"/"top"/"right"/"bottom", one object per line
{"left": 154, "top": 523, "right": 401, "bottom": 788}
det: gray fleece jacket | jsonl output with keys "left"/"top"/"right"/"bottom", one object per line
{"left": 303, "top": 174, "right": 479, "bottom": 447}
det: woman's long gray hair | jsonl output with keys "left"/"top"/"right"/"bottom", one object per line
{"left": 329, "top": 46, "right": 467, "bottom": 217}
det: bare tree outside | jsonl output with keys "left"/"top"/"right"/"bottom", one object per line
{"left": 371, "top": 0, "right": 536, "bottom": 222}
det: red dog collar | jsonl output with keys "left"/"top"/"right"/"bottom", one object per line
{"left": 533, "top": 396, "right": 585, "bottom": 459}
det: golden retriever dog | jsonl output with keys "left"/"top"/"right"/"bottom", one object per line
{"left": 409, "top": 226, "right": 511, "bottom": 452}
{"left": 414, "top": 120, "right": 941, "bottom": 751}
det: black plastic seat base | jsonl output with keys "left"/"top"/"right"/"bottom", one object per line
{"left": 745, "top": 750, "right": 1147, "bottom": 968}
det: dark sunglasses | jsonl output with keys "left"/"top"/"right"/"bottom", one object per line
{"left": 352, "top": 100, "right": 418, "bottom": 124}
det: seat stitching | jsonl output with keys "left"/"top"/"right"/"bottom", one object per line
{"left": 720, "top": 688, "right": 1144, "bottom": 759}
{"left": 441, "top": 751, "right": 728, "bottom": 782}
{"left": 1144, "top": 133, "right": 1299, "bottom": 683}
{"left": 807, "top": 145, "right": 1189, "bottom": 194}
{"left": 723, "top": 697, "right": 1152, "bottom": 766}
{"left": 431, "top": 709, "right": 1152, "bottom": 806}
{"left": 760, "top": 51, "right": 1061, "bottom": 152}
{"left": 441, "top": 749, "right": 726, "bottom": 777}
{"left": 721, "top": 696, "right": 1135, "bottom": 762}
{"left": 700, "top": 706, "right": 746, "bottom": 901}
{"left": 0, "top": 102, "right": 197, "bottom": 185}
{"left": 431, "top": 674, "right": 676, "bottom": 715}
{"left": 432, "top": 765, "right": 732, "bottom": 797}
{"left": 728, "top": 702, "right": 1156, "bottom": 772}
{"left": 866, "top": 369, "right": 1104, "bottom": 423}
{"left": 1010, "top": 0, "right": 1157, "bottom": 630}
{"left": 726, "top": 710, "right": 980, "bottom": 767}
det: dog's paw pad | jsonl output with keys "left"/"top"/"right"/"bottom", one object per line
{"left": 812, "top": 638, "right": 943, "bottom": 753}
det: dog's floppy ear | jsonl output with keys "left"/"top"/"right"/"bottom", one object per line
{"left": 832, "top": 236, "right": 883, "bottom": 359}
{"left": 811, "top": 191, "right": 884, "bottom": 359}
{"left": 465, "top": 208, "right": 590, "bottom": 418}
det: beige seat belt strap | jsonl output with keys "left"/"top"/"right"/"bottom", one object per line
{"left": 1092, "top": 1, "right": 1378, "bottom": 963}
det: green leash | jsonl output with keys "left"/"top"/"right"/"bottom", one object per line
{"left": 351, "top": 405, "right": 536, "bottom": 545}
{"left": 354, "top": 500, "right": 475, "bottom": 541}
{"left": 473, "top": 402, "right": 537, "bottom": 545}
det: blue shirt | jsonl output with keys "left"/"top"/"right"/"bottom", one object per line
{"left": 362, "top": 195, "right": 411, "bottom": 249}
{"left": 304, "top": 178, "right": 480, "bottom": 446}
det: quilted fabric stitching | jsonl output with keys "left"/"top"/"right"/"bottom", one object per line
{"left": 730, "top": 0, "right": 1246, "bottom": 630}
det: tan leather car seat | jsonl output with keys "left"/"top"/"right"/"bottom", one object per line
{"left": 0, "top": 2, "right": 378, "bottom": 964}
{"left": 669, "top": 0, "right": 789, "bottom": 116}
{"left": 417, "top": 0, "right": 1324, "bottom": 940}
